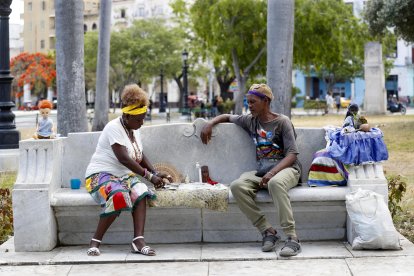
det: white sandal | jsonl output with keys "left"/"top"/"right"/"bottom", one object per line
{"left": 131, "top": 236, "right": 156, "bottom": 256}
{"left": 86, "top": 238, "right": 101, "bottom": 256}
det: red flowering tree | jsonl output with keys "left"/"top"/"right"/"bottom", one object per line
{"left": 10, "top": 52, "right": 56, "bottom": 100}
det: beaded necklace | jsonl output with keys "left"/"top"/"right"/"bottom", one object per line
{"left": 120, "top": 117, "right": 142, "bottom": 162}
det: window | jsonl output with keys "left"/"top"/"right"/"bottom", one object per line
{"left": 40, "top": 40, "right": 45, "bottom": 49}
{"left": 121, "top": 9, "right": 126, "bottom": 18}
{"left": 92, "top": 23, "right": 97, "bottom": 30}
{"left": 84, "top": 24, "right": 87, "bottom": 33}
{"left": 28, "top": 2, "right": 32, "bottom": 11}
{"left": 412, "top": 47, "right": 414, "bottom": 64}
{"left": 138, "top": 7, "right": 145, "bottom": 17}
{"left": 49, "top": 38, "right": 55, "bottom": 49}
{"left": 40, "top": 20, "right": 45, "bottom": 29}
{"left": 42, "top": 1, "right": 46, "bottom": 10}
{"left": 50, "top": 18, "right": 55, "bottom": 30}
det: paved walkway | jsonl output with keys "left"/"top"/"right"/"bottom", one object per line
{"left": 1, "top": 236, "right": 414, "bottom": 275}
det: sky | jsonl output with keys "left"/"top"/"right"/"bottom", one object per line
{"left": 10, "top": 0, "right": 24, "bottom": 25}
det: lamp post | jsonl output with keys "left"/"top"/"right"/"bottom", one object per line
{"left": 181, "top": 49, "right": 189, "bottom": 115}
{"left": 0, "top": 0, "right": 20, "bottom": 149}
{"left": 159, "top": 69, "right": 165, "bottom": 113}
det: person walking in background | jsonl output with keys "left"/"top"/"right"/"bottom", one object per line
{"left": 335, "top": 94, "right": 341, "bottom": 113}
{"left": 200, "top": 83, "right": 302, "bottom": 257}
{"left": 325, "top": 92, "right": 334, "bottom": 114}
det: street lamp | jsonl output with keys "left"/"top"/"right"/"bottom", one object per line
{"left": 0, "top": 1, "right": 20, "bottom": 149}
{"left": 181, "top": 49, "right": 189, "bottom": 115}
{"left": 159, "top": 69, "right": 166, "bottom": 113}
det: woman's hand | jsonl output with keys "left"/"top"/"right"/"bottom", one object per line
{"left": 156, "top": 172, "right": 174, "bottom": 183}
{"left": 151, "top": 175, "right": 165, "bottom": 189}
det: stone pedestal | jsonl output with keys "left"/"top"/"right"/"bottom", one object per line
{"left": 364, "top": 42, "right": 387, "bottom": 114}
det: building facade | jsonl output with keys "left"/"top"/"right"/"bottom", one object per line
{"left": 10, "top": 23, "right": 24, "bottom": 58}
{"left": 22, "top": 0, "right": 99, "bottom": 53}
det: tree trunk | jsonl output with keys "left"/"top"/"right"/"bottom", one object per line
{"left": 92, "top": 0, "right": 112, "bottom": 131}
{"left": 232, "top": 49, "right": 246, "bottom": 115}
{"left": 173, "top": 75, "right": 183, "bottom": 109}
{"left": 216, "top": 68, "right": 235, "bottom": 101}
{"left": 55, "top": 0, "right": 88, "bottom": 136}
{"left": 267, "top": 0, "right": 294, "bottom": 118}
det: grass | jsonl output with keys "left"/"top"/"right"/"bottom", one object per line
{"left": 7, "top": 113, "right": 414, "bottom": 243}
{"left": 0, "top": 172, "right": 17, "bottom": 189}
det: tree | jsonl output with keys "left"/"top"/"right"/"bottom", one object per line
{"left": 84, "top": 19, "right": 200, "bottom": 109}
{"left": 55, "top": 0, "right": 88, "bottom": 136}
{"left": 92, "top": 0, "right": 112, "bottom": 131}
{"left": 189, "top": 0, "right": 267, "bottom": 114}
{"left": 364, "top": 0, "right": 414, "bottom": 43}
{"left": 267, "top": 0, "right": 295, "bottom": 117}
{"left": 10, "top": 52, "right": 56, "bottom": 99}
{"left": 294, "top": 0, "right": 395, "bottom": 92}
{"left": 171, "top": 0, "right": 236, "bottom": 102}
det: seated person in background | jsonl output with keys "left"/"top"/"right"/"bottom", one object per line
{"left": 343, "top": 104, "right": 370, "bottom": 132}
{"left": 200, "top": 83, "right": 302, "bottom": 257}
{"left": 84, "top": 84, "right": 172, "bottom": 257}
{"left": 33, "top": 100, "right": 56, "bottom": 139}
{"left": 201, "top": 165, "right": 218, "bottom": 185}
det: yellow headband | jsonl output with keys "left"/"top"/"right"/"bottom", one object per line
{"left": 122, "top": 105, "right": 148, "bottom": 115}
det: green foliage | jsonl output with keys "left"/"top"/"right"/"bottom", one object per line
{"left": 387, "top": 174, "right": 407, "bottom": 218}
{"left": 303, "top": 99, "right": 327, "bottom": 110}
{"left": 189, "top": 0, "right": 267, "bottom": 113}
{"left": 219, "top": 98, "right": 235, "bottom": 114}
{"left": 393, "top": 210, "right": 414, "bottom": 243}
{"left": 294, "top": 0, "right": 396, "bottom": 88}
{"left": 84, "top": 19, "right": 187, "bottom": 93}
{"left": 0, "top": 188, "right": 13, "bottom": 244}
{"left": 364, "top": 0, "right": 414, "bottom": 43}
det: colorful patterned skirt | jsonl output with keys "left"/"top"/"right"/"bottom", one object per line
{"left": 85, "top": 172, "right": 156, "bottom": 217}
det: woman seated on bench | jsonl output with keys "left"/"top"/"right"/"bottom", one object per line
{"left": 85, "top": 84, "right": 172, "bottom": 257}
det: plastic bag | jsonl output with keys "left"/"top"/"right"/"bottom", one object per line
{"left": 346, "top": 189, "right": 401, "bottom": 250}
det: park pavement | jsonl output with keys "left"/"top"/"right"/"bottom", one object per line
{"left": 1, "top": 235, "right": 414, "bottom": 275}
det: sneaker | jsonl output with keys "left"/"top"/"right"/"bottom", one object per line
{"left": 261, "top": 231, "right": 280, "bottom": 252}
{"left": 279, "top": 237, "right": 301, "bottom": 257}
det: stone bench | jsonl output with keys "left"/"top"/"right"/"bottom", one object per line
{"left": 12, "top": 118, "right": 388, "bottom": 251}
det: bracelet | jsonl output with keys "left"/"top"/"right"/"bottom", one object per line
{"left": 267, "top": 171, "right": 275, "bottom": 176}
{"left": 143, "top": 168, "right": 153, "bottom": 181}
{"left": 147, "top": 172, "right": 154, "bottom": 182}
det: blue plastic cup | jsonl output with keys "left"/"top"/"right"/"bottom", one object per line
{"left": 70, "top": 178, "right": 81, "bottom": 189}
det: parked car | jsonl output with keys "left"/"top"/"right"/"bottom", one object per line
{"left": 340, "top": 97, "right": 351, "bottom": 108}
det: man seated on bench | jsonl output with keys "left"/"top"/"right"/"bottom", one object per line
{"left": 200, "top": 84, "right": 302, "bottom": 257}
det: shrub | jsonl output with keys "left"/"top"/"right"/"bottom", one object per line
{"left": 0, "top": 188, "right": 13, "bottom": 244}
{"left": 219, "top": 99, "right": 235, "bottom": 114}
{"left": 387, "top": 174, "right": 407, "bottom": 218}
{"left": 303, "top": 99, "right": 327, "bottom": 110}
